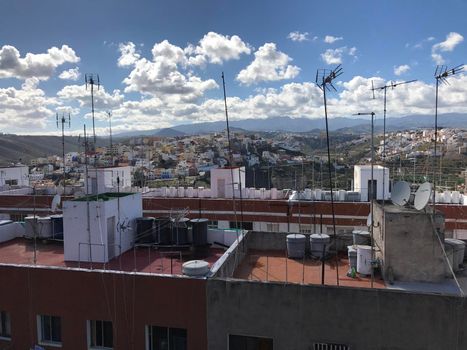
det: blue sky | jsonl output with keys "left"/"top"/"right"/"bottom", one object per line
{"left": 0, "top": 0, "right": 466, "bottom": 135}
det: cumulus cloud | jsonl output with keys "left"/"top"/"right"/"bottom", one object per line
{"left": 58, "top": 67, "right": 80, "bottom": 81}
{"left": 431, "top": 32, "right": 464, "bottom": 64}
{"left": 186, "top": 32, "right": 251, "bottom": 66}
{"left": 57, "top": 84, "right": 124, "bottom": 109}
{"left": 0, "top": 44, "right": 80, "bottom": 80}
{"left": 0, "top": 78, "right": 58, "bottom": 131}
{"left": 236, "top": 43, "right": 300, "bottom": 85}
{"left": 324, "top": 35, "right": 343, "bottom": 44}
{"left": 321, "top": 46, "right": 356, "bottom": 65}
{"left": 287, "top": 31, "right": 309, "bottom": 42}
{"left": 117, "top": 42, "right": 141, "bottom": 67}
{"left": 118, "top": 39, "right": 218, "bottom": 101}
{"left": 394, "top": 64, "right": 410, "bottom": 76}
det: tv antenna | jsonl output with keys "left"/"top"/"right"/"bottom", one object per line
{"left": 371, "top": 79, "right": 417, "bottom": 207}
{"left": 354, "top": 111, "right": 376, "bottom": 288}
{"left": 85, "top": 73, "right": 100, "bottom": 146}
{"left": 433, "top": 64, "right": 463, "bottom": 215}
{"left": 56, "top": 112, "right": 71, "bottom": 195}
{"left": 315, "top": 64, "right": 343, "bottom": 286}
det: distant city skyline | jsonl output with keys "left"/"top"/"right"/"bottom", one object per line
{"left": 0, "top": 0, "right": 466, "bottom": 135}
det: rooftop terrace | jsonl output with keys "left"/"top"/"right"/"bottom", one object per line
{"left": 0, "top": 238, "right": 225, "bottom": 275}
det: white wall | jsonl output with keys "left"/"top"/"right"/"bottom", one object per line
{"left": 0, "top": 166, "right": 29, "bottom": 187}
{"left": 354, "top": 165, "right": 390, "bottom": 201}
{"left": 210, "top": 167, "right": 245, "bottom": 198}
{"left": 63, "top": 192, "right": 142, "bottom": 263}
{"left": 85, "top": 166, "right": 132, "bottom": 195}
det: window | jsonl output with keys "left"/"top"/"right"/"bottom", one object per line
{"left": 146, "top": 325, "right": 187, "bottom": 350}
{"left": 38, "top": 315, "right": 62, "bottom": 346}
{"left": 5, "top": 179, "right": 17, "bottom": 186}
{"left": 88, "top": 320, "right": 113, "bottom": 349}
{"left": 0, "top": 311, "right": 11, "bottom": 339}
{"left": 266, "top": 223, "right": 279, "bottom": 232}
{"left": 229, "top": 222, "right": 253, "bottom": 230}
{"left": 207, "top": 220, "right": 218, "bottom": 229}
{"left": 313, "top": 343, "right": 349, "bottom": 350}
{"left": 229, "top": 334, "right": 273, "bottom": 350}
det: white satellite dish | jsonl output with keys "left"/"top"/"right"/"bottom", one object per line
{"left": 51, "top": 194, "right": 61, "bottom": 212}
{"left": 391, "top": 181, "right": 411, "bottom": 206}
{"left": 414, "top": 182, "right": 432, "bottom": 211}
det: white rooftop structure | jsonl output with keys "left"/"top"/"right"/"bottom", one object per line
{"left": 354, "top": 165, "right": 390, "bottom": 201}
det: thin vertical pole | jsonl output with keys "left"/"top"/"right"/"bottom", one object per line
{"left": 433, "top": 78, "right": 439, "bottom": 218}
{"left": 322, "top": 81, "right": 339, "bottom": 286}
{"left": 370, "top": 112, "right": 375, "bottom": 288}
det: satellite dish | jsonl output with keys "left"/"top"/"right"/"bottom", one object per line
{"left": 391, "top": 181, "right": 411, "bottom": 206}
{"left": 51, "top": 194, "right": 61, "bottom": 212}
{"left": 414, "top": 182, "right": 432, "bottom": 211}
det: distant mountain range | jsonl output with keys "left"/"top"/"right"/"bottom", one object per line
{"left": 116, "top": 113, "right": 467, "bottom": 137}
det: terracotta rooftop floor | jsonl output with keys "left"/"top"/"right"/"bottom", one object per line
{"left": 0, "top": 238, "right": 225, "bottom": 275}
{"left": 234, "top": 249, "right": 386, "bottom": 289}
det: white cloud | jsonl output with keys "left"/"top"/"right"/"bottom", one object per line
{"left": 431, "top": 32, "right": 464, "bottom": 64}
{"left": 58, "top": 67, "right": 80, "bottom": 81}
{"left": 324, "top": 35, "right": 343, "bottom": 44}
{"left": 186, "top": 32, "right": 251, "bottom": 66}
{"left": 117, "top": 42, "right": 141, "bottom": 67}
{"left": 236, "top": 43, "right": 300, "bottom": 85}
{"left": 0, "top": 78, "right": 58, "bottom": 131}
{"left": 394, "top": 64, "right": 410, "bottom": 76}
{"left": 287, "top": 31, "right": 309, "bottom": 42}
{"left": 57, "top": 84, "right": 124, "bottom": 109}
{"left": 117, "top": 40, "right": 218, "bottom": 102}
{"left": 321, "top": 46, "right": 356, "bottom": 65}
{"left": 0, "top": 44, "right": 80, "bottom": 80}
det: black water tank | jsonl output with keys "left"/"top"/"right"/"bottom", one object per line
{"left": 171, "top": 218, "right": 190, "bottom": 245}
{"left": 155, "top": 217, "right": 172, "bottom": 245}
{"left": 190, "top": 218, "right": 208, "bottom": 246}
{"left": 136, "top": 217, "right": 155, "bottom": 244}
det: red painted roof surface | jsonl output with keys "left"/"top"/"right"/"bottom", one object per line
{"left": 0, "top": 238, "right": 225, "bottom": 275}
{"left": 234, "top": 249, "right": 386, "bottom": 289}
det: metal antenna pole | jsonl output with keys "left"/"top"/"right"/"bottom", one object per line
{"left": 57, "top": 113, "right": 71, "bottom": 196}
{"left": 83, "top": 125, "right": 92, "bottom": 266}
{"left": 316, "top": 64, "right": 343, "bottom": 286}
{"left": 355, "top": 112, "right": 376, "bottom": 288}
{"left": 108, "top": 111, "right": 113, "bottom": 166}
{"left": 432, "top": 64, "right": 463, "bottom": 217}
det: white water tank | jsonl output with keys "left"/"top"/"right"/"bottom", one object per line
{"left": 445, "top": 238, "right": 465, "bottom": 271}
{"left": 271, "top": 188, "right": 278, "bottom": 200}
{"left": 186, "top": 187, "right": 194, "bottom": 198}
{"left": 177, "top": 187, "right": 185, "bottom": 197}
{"left": 347, "top": 245, "right": 357, "bottom": 269}
{"left": 198, "top": 187, "right": 205, "bottom": 198}
{"left": 37, "top": 216, "right": 52, "bottom": 238}
{"left": 357, "top": 245, "right": 372, "bottom": 275}
{"left": 260, "top": 188, "right": 266, "bottom": 199}
{"left": 160, "top": 187, "right": 167, "bottom": 197}
{"left": 444, "top": 191, "right": 452, "bottom": 204}
{"left": 286, "top": 234, "right": 306, "bottom": 258}
{"left": 451, "top": 191, "right": 460, "bottom": 204}
{"left": 310, "top": 234, "right": 330, "bottom": 258}
{"left": 182, "top": 260, "right": 210, "bottom": 276}
{"left": 315, "top": 189, "right": 322, "bottom": 201}
{"left": 338, "top": 190, "right": 346, "bottom": 201}
{"left": 304, "top": 188, "right": 312, "bottom": 200}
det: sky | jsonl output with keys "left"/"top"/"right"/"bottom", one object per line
{"left": 0, "top": 0, "right": 466, "bottom": 135}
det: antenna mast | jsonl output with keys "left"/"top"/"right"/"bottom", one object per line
{"left": 354, "top": 112, "right": 376, "bottom": 288}
{"left": 56, "top": 112, "right": 71, "bottom": 195}
{"left": 84, "top": 73, "right": 100, "bottom": 146}
{"left": 433, "top": 64, "right": 463, "bottom": 216}
{"left": 315, "top": 64, "right": 343, "bottom": 286}
{"left": 108, "top": 111, "right": 114, "bottom": 166}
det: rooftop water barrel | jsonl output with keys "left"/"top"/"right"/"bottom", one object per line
{"left": 444, "top": 242, "right": 454, "bottom": 273}
{"left": 171, "top": 218, "right": 190, "bottom": 245}
{"left": 338, "top": 190, "right": 346, "bottom": 201}
{"left": 135, "top": 217, "right": 155, "bottom": 244}
{"left": 241, "top": 188, "right": 248, "bottom": 199}
{"left": 444, "top": 191, "right": 452, "bottom": 204}
{"left": 304, "top": 188, "right": 312, "bottom": 200}
{"left": 352, "top": 230, "right": 370, "bottom": 245}
{"left": 190, "top": 218, "right": 208, "bottom": 246}
{"left": 186, "top": 187, "right": 194, "bottom": 198}
{"left": 50, "top": 214, "right": 64, "bottom": 239}
{"left": 198, "top": 187, "right": 205, "bottom": 198}
{"left": 286, "top": 234, "right": 306, "bottom": 259}
{"left": 169, "top": 186, "right": 176, "bottom": 197}
{"left": 271, "top": 188, "right": 278, "bottom": 200}
{"left": 451, "top": 191, "right": 460, "bottom": 204}
{"left": 182, "top": 260, "right": 210, "bottom": 276}
{"left": 315, "top": 189, "right": 322, "bottom": 200}
{"left": 445, "top": 238, "right": 465, "bottom": 271}
{"left": 37, "top": 216, "right": 52, "bottom": 238}
{"left": 347, "top": 245, "right": 357, "bottom": 269}
{"left": 154, "top": 217, "right": 172, "bottom": 245}
{"left": 310, "top": 233, "right": 330, "bottom": 258}
{"left": 356, "top": 245, "right": 372, "bottom": 275}
{"left": 177, "top": 187, "right": 185, "bottom": 197}
{"left": 24, "top": 216, "right": 37, "bottom": 238}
